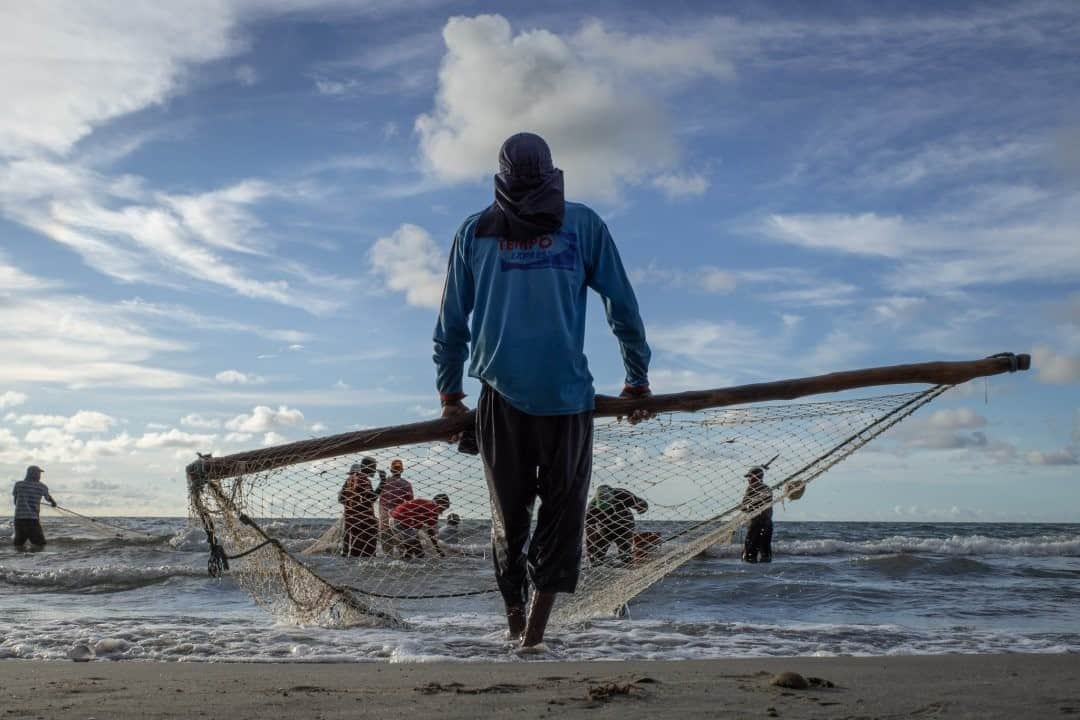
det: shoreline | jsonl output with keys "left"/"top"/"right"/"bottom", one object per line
{"left": 2, "top": 653, "right": 1077, "bottom": 718}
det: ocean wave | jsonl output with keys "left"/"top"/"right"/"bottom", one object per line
{"left": 0, "top": 565, "right": 206, "bottom": 593}
{"left": 168, "top": 526, "right": 212, "bottom": 551}
{"left": 706, "top": 534, "right": 1080, "bottom": 558}
{"left": 852, "top": 554, "right": 995, "bottom": 577}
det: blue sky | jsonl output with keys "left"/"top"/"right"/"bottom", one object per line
{"left": 0, "top": 1, "right": 1077, "bottom": 518}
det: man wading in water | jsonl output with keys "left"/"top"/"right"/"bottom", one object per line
{"left": 434, "top": 132, "right": 652, "bottom": 649}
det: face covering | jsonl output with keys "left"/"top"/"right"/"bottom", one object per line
{"left": 476, "top": 132, "right": 565, "bottom": 241}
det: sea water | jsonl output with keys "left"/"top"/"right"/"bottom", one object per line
{"left": 1, "top": 518, "right": 1077, "bottom": 662}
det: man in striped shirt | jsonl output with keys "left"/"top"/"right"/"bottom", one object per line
{"left": 12, "top": 465, "right": 56, "bottom": 548}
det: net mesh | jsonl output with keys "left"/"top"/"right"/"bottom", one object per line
{"left": 189, "top": 386, "right": 948, "bottom": 628}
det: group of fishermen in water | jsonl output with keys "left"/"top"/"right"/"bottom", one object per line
{"left": 333, "top": 456, "right": 776, "bottom": 565}
{"left": 337, "top": 456, "right": 457, "bottom": 559}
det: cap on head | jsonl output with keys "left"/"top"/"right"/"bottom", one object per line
{"left": 390, "top": 458, "right": 404, "bottom": 473}
{"left": 433, "top": 493, "right": 451, "bottom": 509}
{"left": 498, "top": 132, "right": 555, "bottom": 180}
{"left": 745, "top": 466, "right": 765, "bottom": 481}
{"left": 25, "top": 465, "right": 43, "bottom": 480}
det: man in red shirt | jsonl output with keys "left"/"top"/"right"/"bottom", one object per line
{"left": 390, "top": 493, "right": 451, "bottom": 559}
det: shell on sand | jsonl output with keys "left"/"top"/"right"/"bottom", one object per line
{"left": 770, "top": 671, "right": 808, "bottom": 689}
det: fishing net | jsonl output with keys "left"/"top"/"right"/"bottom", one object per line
{"left": 42, "top": 506, "right": 157, "bottom": 542}
{"left": 188, "top": 384, "right": 950, "bottom": 628}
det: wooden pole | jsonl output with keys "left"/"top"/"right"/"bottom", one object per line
{"left": 189, "top": 353, "right": 1029, "bottom": 481}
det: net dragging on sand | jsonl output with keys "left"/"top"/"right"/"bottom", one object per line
{"left": 188, "top": 385, "right": 948, "bottom": 628}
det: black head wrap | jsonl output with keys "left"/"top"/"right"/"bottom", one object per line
{"left": 475, "top": 133, "right": 565, "bottom": 241}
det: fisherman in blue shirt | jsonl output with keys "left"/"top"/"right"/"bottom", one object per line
{"left": 12, "top": 465, "right": 57, "bottom": 549}
{"left": 434, "top": 132, "right": 652, "bottom": 648}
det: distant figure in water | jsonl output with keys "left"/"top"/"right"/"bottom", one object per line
{"left": 741, "top": 466, "right": 773, "bottom": 563}
{"left": 438, "top": 512, "right": 462, "bottom": 545}
{"left": 376, "top": 458, "right": 414, "bottom": 556}
{"left": 12, "top": 465, "right": 56, "bottom": 549}
{"left": 338, "top": 458, "right": 378, "bottom": 557}
{"left": 390, "top": 493, "right": 451, "bottom": 559}
{"left": 585, "top": 485, "right": 649, "bottom": 565}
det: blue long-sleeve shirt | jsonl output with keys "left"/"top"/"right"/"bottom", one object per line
{"left": 433, "top": 201, "right": 650, "bottom": 416}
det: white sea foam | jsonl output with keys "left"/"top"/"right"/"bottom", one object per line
{"left": 0, "top": 564, "right": 205, "bottom": 591}
{"left": 707, "top": 534, "right": 1080, "bottom": 557}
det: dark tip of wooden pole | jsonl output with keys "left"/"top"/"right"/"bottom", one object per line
{"left": 1016, "top": 353, "right": 1031, "bottom": 371}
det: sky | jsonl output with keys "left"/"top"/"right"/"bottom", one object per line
{"left": 0, "top": 0, "right": 1077, "bottom": 519}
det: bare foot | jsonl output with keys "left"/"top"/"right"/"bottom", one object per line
{"left": 505, "top": 604, "right": 526, "bottom": 641}
{"left": 521, "top": 591, "right": 556, "bottom": 648}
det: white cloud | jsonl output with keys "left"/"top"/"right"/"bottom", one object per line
{"left": 369, "top": 224, "right": 446, "bottom": 309}
{"left": 761, "top": 190, "right": 1080, "bottom": 293}
{"left": 571, "top": 20, "right": 734, "bottom": 81}
{"left": 1026, "top": 449, "right": 1078, "bottom": 466}
{"left": 1031, "top": 346, "right": 1080, "bottom": 384}
{"left": 895, "top": 409, "right": 998, "bottom": 451}
{"left": 64, "top": 411, "right": 117, "bottom": 433}
{"left": 647, "top": 368, "right": 735, "bottom": 393}
{"left": 161, "top": 180, "right": 278, "bottom": 255}
{"left": 0, "top": 294, "right": 199, "bottom": 389}
{"left": 181, "top": 414, "right": 222, "bottom": 429}
{"left": 0, "top": 3, "right": 237, "bottom": 157}
{"left": 651, "top": 172, "right": 710, "bottom": 199}
{"left": 802, "top": 330, "right": 872, "bottom": 374}
{"left": 871, "top": 296, "right": 926, "bottom": 326}
{"left": 215, "top": 370, "right": 267, "bottom": 385}
{"left": 134, "top": 429, "right": 215, "bottom": 450}
{"left": 648, "top": 320, "right": 781, "bottom": 373}
{"left": 737, "top": 267, "right": 858, "bottom": 308}
{"left": 662, "top": 439, "right": 693, "bottom": 461}
{"left": 309, "top": 422, "right": 328, "bottom": 433}
{"left": 0, "top": 255, "right": 54, "bottom": 294}
{"left": 262, "top": 431, "right": 287, "bottom": 446}
{"left": 0, "top": 1, "right": 347, "bottom": 317}
{"left": 8, "top": 414, "right": 68, "bottom": 429}
{"left": 630, "top": 263, "right": 735, "bottom": 294}
{"left": 410, "top": 404, "right": 440, "bottom": 419}
{"left": 225, "top": 432, "right": 254, "bottom": 444}
{"left": 927, "top": 408, "right": 988, "bottom": 430}
{"left": 8, "top": 410, "right": 116, "bottom": 433}
{"left": 225, "top": 405, "right": 305, "bottom": 433}
{"left": 235, "top": 64, "right": 258, "bottom": 86}
{"left": 416, "top": 15, "right": 732, "bottom": 200}
{"left": 0, "top": 392, "right": 28, "bottom": 410}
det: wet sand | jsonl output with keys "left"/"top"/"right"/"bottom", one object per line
{"left": 2, "top": 654, "right": 1078, "bottom": 719}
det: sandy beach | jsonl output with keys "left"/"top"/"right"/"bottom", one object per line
{"left": 1, "top": 654, "right": 1076, "bottom": 719}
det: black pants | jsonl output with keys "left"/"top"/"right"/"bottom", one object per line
{"left": 743, "top": 519, "right": 773, "bottom": 563}
{"left": 342, "top": 512, "right": 378, "bottom": 557}
{"left": 13, "top": 519, "right": 46, "bottom": 547}
{"left": 477, "top": 385, "right": 593, "bottom": 608}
